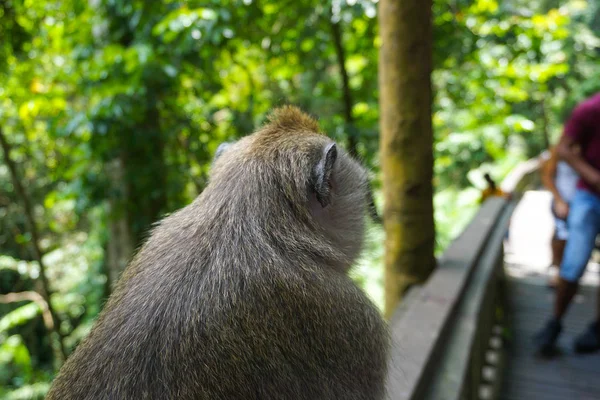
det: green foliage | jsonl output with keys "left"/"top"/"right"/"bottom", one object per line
{"left": 1, "top": 382, "right": 51, "bottom": 400}
{"left": 0, "top": 336, "right": 33, "bottom": 385}
{"left": 352, "top": 223, "right": 385, "bottom": 309}
{"left": 0, "top": 304, "right": 42, "bottom": 335}
{"left": 1, "top": 0, "right": 600, "bottom": 395}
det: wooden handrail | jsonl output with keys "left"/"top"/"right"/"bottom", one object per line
{"left": 386, "top": 155, "right": 544, "bottom": 400}
{"left": 500, "top": 151, "right": 548, "bottom": 195}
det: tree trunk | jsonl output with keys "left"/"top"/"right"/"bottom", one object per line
{"left": 112, "top": 20, "right": 167, "bottom": 251}
{"left": 378, "top": 0, "right": 436, "bottom": 317}
{"left": 105, "top": 157, "right": 134, "bottom": 291}
{"left": 121, "top": 94, "right": 167, "bottom": 247}
{"left": 103, "top": 101, "right": 165, "bottom": 290}
{"left": 0, "top": 126, "right": 67, "bottom": 366}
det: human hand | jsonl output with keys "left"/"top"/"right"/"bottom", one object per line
{"left": 554, "top": 199, "right": 569, "bottom": 220}
{"left": 591, "top": 174, "right": 600, "bottom": 195}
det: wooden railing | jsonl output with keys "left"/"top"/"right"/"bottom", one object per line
{"left": 385, "top": 155, "right": 545, "bottom": 400}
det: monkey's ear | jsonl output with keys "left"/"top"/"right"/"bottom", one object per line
{"left": 214, "top": 142, "right": 231, "bottom": 161}
{"left": 314, "top": 143, "right": 337, "bottom": 208}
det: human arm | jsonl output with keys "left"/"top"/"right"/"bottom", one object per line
{"left": 557, "top": 100, "right": 600, "bottom": 192}
{"left": 557, "top": 135, "right": 600, "bottom": 193}
{"left": 541, "top": 147, "right": 569, "bottom": 218}
{"left": 541, "top": 147, "right": 564, "bottom": 202}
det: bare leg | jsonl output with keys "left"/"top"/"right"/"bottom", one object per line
{"left": 554, "top": 278, "right": 578, "bottom": 319}
{"left": 555, "top": 191, "right": 599, "bottom": 317}
{"left": 549, "top": 238, "right": 567, "bottom": 287}
{"left": 551, "top": 238, "right": 567, "bottom": 268}
{"left": 535, "top": 190, "right": 598, "bottom": 355}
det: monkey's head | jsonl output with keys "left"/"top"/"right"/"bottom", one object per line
{"left": 209, "top": 106, "right": 369, "bottom": 268}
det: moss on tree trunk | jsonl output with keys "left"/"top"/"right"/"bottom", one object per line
{"left": 378, "top": 0, "right": 436, "bottom": 317}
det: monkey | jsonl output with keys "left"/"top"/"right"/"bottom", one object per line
{"left": 46, "top": 106, "right": 389, "bottom": 400}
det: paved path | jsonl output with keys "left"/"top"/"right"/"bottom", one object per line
{"left": 500, "top": 190, "right": 600, "bottom": 400}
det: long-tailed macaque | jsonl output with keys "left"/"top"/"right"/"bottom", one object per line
{"left": 46, "top": 106, "right": 389, "bottom": 400}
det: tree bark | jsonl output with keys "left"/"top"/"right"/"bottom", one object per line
{"left": 378, "top": 0, "right": 436, "bottom": 317}
{"left": 0, "top": 126, "right": 67, "bottom": 365}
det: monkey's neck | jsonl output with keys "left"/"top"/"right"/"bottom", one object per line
{"left": 196, "top": 187, "right": 349, "bottom": 271}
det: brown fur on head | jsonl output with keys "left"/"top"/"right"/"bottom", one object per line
{"left": 46, "top": 106, "right": 387, "bottom": 400}
{"left": 210, "top": 105, "right": 369, "bottom": 268}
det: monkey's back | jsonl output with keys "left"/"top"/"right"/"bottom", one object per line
{"left": 46, "top": 212, "right": 388, "bottom": 400}
{"left": 47, "top": 106, "right": 390, "bottom": 399}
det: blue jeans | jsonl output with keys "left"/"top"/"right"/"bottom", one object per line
{"left": 560, "top": 189, "right": 600, "bottom": 282}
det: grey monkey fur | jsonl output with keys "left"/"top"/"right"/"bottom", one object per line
{"left": 46, "top": 106, "right": 389, "bottom": 400}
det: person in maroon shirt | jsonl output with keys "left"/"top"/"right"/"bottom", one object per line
{"left": 535, "top": 92, "right": 600, "bottom": 356}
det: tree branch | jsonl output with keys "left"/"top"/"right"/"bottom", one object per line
{"left": 0, "top": 126, "right": 66, "bottom": 365}
{"left": 329, "top": 19, "right": 357, "bottom": 156}
{"left": 0, "top": 291, "right": 55, "bottom": 333}
{"left": 329, "top": 17, "right": 382, "bottom": 224}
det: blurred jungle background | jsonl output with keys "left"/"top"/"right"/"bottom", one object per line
{"left": 1, "top": 0, "right": 600, "bottom": 397}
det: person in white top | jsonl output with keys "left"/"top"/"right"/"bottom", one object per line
{"left": 541, "top": 145, "right": 580, "bottom": 287}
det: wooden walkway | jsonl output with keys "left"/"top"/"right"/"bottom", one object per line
{"left": 500, "top": 190, "right": 600, "bottom": 400}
